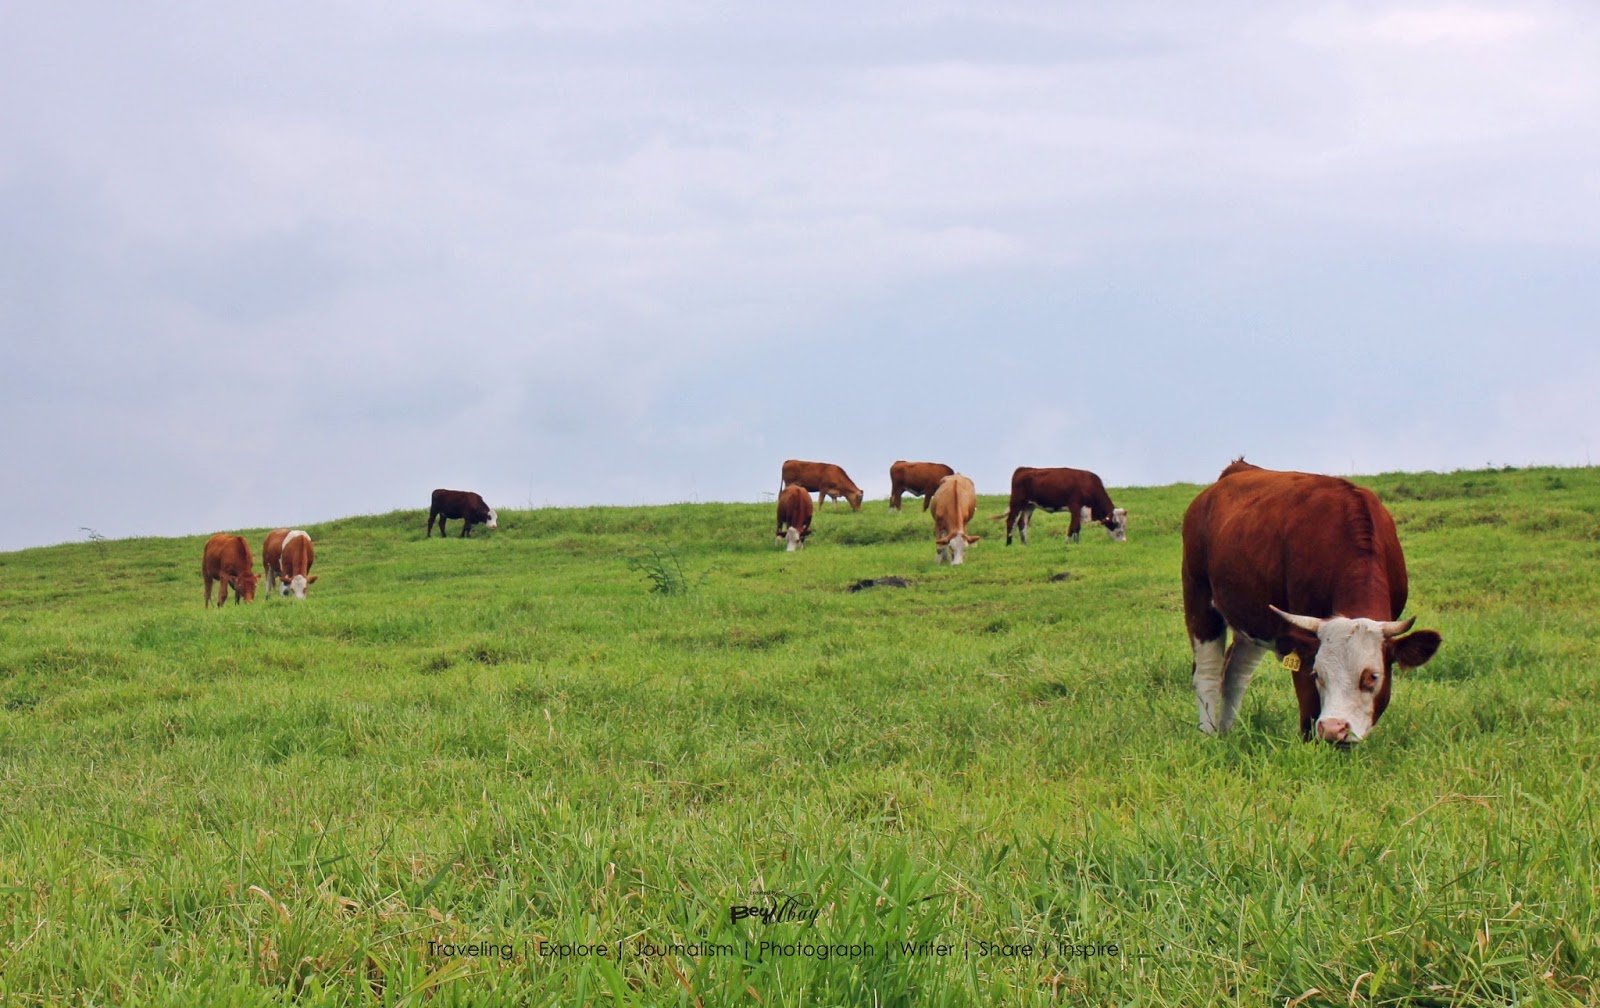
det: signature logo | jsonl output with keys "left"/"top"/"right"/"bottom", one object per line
{"left": 730, "top": 891, "right": 821, "bottom": 926}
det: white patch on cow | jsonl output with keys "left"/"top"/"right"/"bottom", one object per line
{"left": 486, "top": 508, "right": 498, "bottom": 530}
{"left": 1107, "top": 507, "right": 1128, "bottom": 542}
{"left": 1304, "top": 617, "right": 1391, "bottom": 743}
{"left": 1218, "top": 638, "right": 1267, "bottom": 733}
{"left": 280, "top": 574, "right": 309, "bottom": 599}
{"left": 282, "top": 529, "right": 308, "bottom": 548}
{"left": 785, "top": 527, "right": 804, "bottom": 551}
{"left": 940, "top": 532, "right": 972, "bottom": 566}
{"left": 1192, "top": 635, "right": 1227, "bottom": 733}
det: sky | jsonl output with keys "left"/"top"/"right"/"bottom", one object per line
{"left": 3, "top": 1, "right": 1597, "bottom": 552}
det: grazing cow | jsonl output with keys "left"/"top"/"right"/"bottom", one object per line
{"left": 1001, "top": 467, "right": 1127, "bottom": 545}
{"left": 775, "top": 483, "right": 814, "bottom": 551}
{"left": 263, "top": 528, "right": 318, "bottom": 599}
{"left": 781, "top": 459, "right": 864, "bottom": 511}
{"left": 1182, "top": 459, "right": 1442, "bottom": 744}
{"left": 889, "top": 461, "right": 955, "bottom": 512}
{"left": 930, "top": 473, "right": 981, "bottom": 565}
{"left": 427, "top": 489, "right": 498, "bottom": 538}
{"left": 201, "top": 533, "right": 259, "bottom": 607}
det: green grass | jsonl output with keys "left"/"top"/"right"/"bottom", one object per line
{"left": 2, "top": 465, "right": 1598, "bottom": 1005}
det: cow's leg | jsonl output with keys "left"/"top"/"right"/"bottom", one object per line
{"left": 204, "top": 574, "right": 214, "bottom": 608}
{"left": 460, "top": 520, "right": 471, "bottom": 538}
{"left": 921, "top": 494, "right": 932, "bottom": 512}
{"left": 1218, "top": 638, "right": 1268, "bottom": 733}
{"left": 426, "top": 510, "right": 435, "bottom": 538}
{"left": 890, "top": 482, "right": 902, "bottom": 512}
{"left": 1291, "top": 668, "right": 1321, "bottom": 742}
{"left": 1192, "top": 631, "right": 1228, "bottom": 733}
{"left": 1067, "top": 506, "right": 1083, "bottom": 544}
{"left": 1019, "top": 505, "right": 1034, "bottom": 545}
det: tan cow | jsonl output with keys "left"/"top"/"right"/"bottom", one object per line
{"left": 264, "top": 528, "right": 318, "bottom": 599}
{"left": 202, "top": 533, "right": 259, "bottom": 607}
{"left": 930, "top": 473, "right": 981, "bottom": 565}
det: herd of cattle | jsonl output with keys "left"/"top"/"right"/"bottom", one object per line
{"left": 195, "top": 461, "right": 1441, "bottom": 745}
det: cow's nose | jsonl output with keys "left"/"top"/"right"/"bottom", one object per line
{"left": 1317, "top": 718, "right": 1351, "bottom": 744}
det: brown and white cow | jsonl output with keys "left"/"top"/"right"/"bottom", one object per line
{"left": 427, "top": 488, "right": 498, "bottom": 538}
{"left": 775, "top": 483, "right": 814, "bottom": 551}
{"left": 202, "top": 533, "right": 259, "bottom": 607}
{"left": 1001, "top": 466, "right": 1127, "bottom": 545}
{"left": 781, "top": 460, "right": 863, "bottom": 511}
{"left": 1181, "top": 459, "right": 1442, "bottom": 744}
{"left": 889, "top": 461, "right": 954, "bottom": 512}
{"left": 264, "top": 528, "right": 318, "bottom": 599}
{"left": 930, "top": 473, "right": 981, "bottom": 565}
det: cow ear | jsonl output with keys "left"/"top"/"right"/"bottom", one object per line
{"left": 935, "top": 534, "right": 951, "bottom": 546}
{"left": 1391, "top": 629, "right": 1441, "bottom": 669}
{"left": 307, "top": 575, "right": 318, "bottom": 584}
{"left": 966, "top": 535, "right": 981, "bottom": 544}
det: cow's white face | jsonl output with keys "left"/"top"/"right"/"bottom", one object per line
{"left": 278, "top": 574, "right": 316, "bottom": 599}
{"left": 938, "top": 532, "right": 978, "bottom": 565}
{"left": 784, "top": 527, "right": 805, "bottom": 551}
{"left": 485, "top": 509, "right": 498, "bottom": 530}
{"left": 1300, "top": 617, "right": 1394, "bottom": 743}
{"left": 1107, "top": 507, "right": 1128, "bottom": 542}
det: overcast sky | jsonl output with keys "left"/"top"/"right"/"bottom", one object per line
{"left": 3, "top": 2, "right": 1597, "bottom": 552}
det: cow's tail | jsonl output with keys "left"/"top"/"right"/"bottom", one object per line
{"left": 988, "top": 511, "right": 1009, "bottom": 521}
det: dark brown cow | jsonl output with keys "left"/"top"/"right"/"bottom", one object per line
{"left": 1001, "top": 466, "right": 1127, "bottom": 545}
{"left": 889, "top": 461, "right": 954, "bottom": 512}
{"left": 427, "top": 489, "right": 498, "bottom": 538}
{"left": 264, "top": 528, "right": 318, "bottom": 599}
{"left": 201, "top": 533, "right": 259, "bottom": 607}
{"left": 1182, "top": 459, "right": 1442, "bottom": 744}
{"left": 775, "top": 483, "right": 814, "bottom": 551}
{"left": 929, "top": 473, "right": 980, "bottom": 565}
{"left": 781, "top": 460, "right": 863, "bottom": 511}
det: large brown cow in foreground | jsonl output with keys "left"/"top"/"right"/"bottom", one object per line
{"left": 427, "top": 489, "right": 498, "bottom": 538}
{"left": 1181, "top": 459, "right": 1442, "bottom": 744}
{"left": 889, "top": 461, "right": 954, "bottom": 512}
{"left": 1001, "top": 467, "right": 1127, "bottom": 545}
{"left": 781, "top": 460, "right": 863, "bottom": 511}
{"left": 930, "top": 473, "right": 981, "bottom": 565}
{"left": 264, "top": 529, "right": 318, "bottom": 598}
{"left": 202, "top": 533, "right": 259, "bottom": 607}
{"left": 775, "top": 483, "right": 814, "bottom": 551}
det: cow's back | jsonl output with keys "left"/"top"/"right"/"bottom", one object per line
{"left": 1184, "top": 468, "right": 1408, "bottom": 641}
{"left": 203, "top": 533, "right": 252, "bottom": 575}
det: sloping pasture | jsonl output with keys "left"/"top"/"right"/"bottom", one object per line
{"left": 1, "top": 466, "right": 1597, "bottom": 1005}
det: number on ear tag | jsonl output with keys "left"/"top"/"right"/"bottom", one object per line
{"left": 1281, "top": 653, "right": 1301, "bottom": 673}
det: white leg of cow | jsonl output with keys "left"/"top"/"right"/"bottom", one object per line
{"left": 1218, "top": 638, "right": 1268, "bottom": 733}
{"left": 1192, "top": 634, "right": 1228, "bottom": 733}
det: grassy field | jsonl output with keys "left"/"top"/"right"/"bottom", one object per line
{"left": 2, "top": 465, "right": 1598, "bottom": 1006}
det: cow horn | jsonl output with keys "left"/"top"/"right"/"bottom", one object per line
{"left": 1270, "top": 605, "right": 1323, "bottom": 632}
{"left": 1380, "top": 617, "right": 1416, "bottom": 637}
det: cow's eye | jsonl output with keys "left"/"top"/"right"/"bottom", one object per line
{"left": 1359, "top": 668, "right": 1380, "bottom": 692}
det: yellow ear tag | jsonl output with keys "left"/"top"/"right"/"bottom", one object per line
{"left": 1281, "top": 653, "right": 1302, "bottom": 673}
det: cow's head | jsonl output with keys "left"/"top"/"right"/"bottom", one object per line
{"left": 484, "top": 508, "right": 498, "bottom": 530}
{"left": 936, "top": 531, "right": 980, "bottom": 565}
{"left": 1104, "top": 507, "right": 1128, "bottom": 541}
{"left": 847, "top": 489, "right": 864, "bottom": 511}
{"left": 783, "top": 526, "right": 810, "bottom": 551}
{"left": 229, "top": 571, "right": 260, "bottom": 603}
{"left": 278, "top": 574, "right": 319, "bottom": 599}
{"left": 1271, "top": 607, "right": 1441, "bottom": 744}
